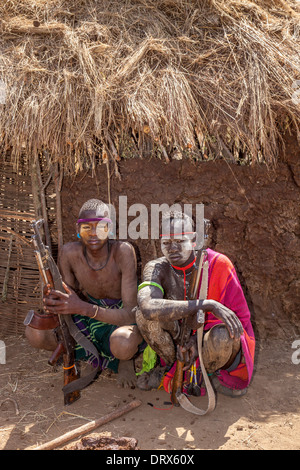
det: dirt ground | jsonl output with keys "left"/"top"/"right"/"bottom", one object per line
{"left": 0, "top": 333, "right": 299, "bottom": 451}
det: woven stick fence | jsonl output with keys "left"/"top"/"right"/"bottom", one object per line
{"left": 0, "top": 155, "right": 59, "bottom": 336}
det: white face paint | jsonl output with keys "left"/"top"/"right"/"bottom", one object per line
{"left": 161, "top": 237, "right": 194, "bottom": 265}
{"left": 160, "top": 218, "right": 195, "bottom": 266}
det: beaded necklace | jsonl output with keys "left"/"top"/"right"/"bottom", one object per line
{"left": 170, "top": 256, "right": 196, "bottom": 300}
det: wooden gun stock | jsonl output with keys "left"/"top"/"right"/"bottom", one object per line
{"left": 171, "top": 355, "right": 185, "bottom": 405}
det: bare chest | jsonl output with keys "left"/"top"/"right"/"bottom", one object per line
{"left": 163, "top": 267, "right": 192, "bottom": 301}
{"left": 71, "top": 255, "right": 122, "bottom": 300}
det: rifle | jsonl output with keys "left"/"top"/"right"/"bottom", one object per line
{"left": 171, "top": 220, "right": 210, "bottom": 408}
{"left": 25, "top": 219, "right": 102, "bottom": 404}
{"left": 170, "top": 248, "right": 206, "bottom": 406}
{"left": 27, "top": 219, "right": 81, "bottom": 405}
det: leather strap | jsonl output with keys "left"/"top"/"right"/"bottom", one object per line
{"left": 61, "top": 315, "right": 101, "bottom": 395}
{"left": 175, "top": 259, "right": 216, "bottom": 415}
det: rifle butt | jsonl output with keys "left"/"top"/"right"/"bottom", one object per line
{"left": 171, "top": 360, "right": 185, "bottom": 406}
{"left": 48, "top": 344, "right": 80, "bottom": 405}
{"left": 63, "top": 354, "right": 81, "bottom": 406}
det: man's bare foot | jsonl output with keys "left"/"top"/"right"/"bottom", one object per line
{"left": 116, "top": 360, "right": 137, "bottom": 388}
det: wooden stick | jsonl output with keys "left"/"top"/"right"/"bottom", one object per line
{"left": 54, "top": 162, "right": 64, "bottom": 256}
{"left": 36, "top": 154, "right": 52, "bottom": 252}
{"left": 1, "top": 235, "right": 13, "bottom": 302}
{"left": 4, "top": 228, "right": 32, "bottom": 247}
{"left": 32, "top": 399, "right": 142, "bottom": 450}
{"left": 30, "top": 156, "right": 43, "bottom": 222}
{"left": 0, "top": 209, "right": 36, "bottom": 221}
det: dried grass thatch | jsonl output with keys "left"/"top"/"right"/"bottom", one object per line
{"left": 0, "top": 0, "right": 299, "bottom": 172}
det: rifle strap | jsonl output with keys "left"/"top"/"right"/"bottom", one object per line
{"left": 175, "top": 259, "right": 216, "bottom": 415}
{"left": 61, "top": 315, "right": 101, "bottom": 395}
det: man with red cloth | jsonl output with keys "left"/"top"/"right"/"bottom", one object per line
{"left": 136, "top": 210, "right": 255, "bottom": 398}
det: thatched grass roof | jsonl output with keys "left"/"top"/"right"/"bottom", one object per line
{"left": 0, "top": 0, "right": 299, "bottom": 172}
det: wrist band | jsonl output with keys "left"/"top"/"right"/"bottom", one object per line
{"left": 91, "top": 305, "right": 99, "bottom": 319}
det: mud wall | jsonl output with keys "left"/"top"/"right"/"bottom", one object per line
{"left": 61, "top": 152, "right": 300, "bottom": 341}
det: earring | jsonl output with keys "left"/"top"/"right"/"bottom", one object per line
{"left": 77, "top": 233, "right": 81, "bottom": 239}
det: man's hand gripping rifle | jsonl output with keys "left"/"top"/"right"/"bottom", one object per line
{"left": 29, "top": 219, "right": 80, "bottom": 405}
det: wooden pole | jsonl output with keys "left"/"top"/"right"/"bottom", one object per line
{"left": 31, "top": 154, "right": 56, "bottom": 305}
{"left": 30, "top": 156, "right": 43, "bottom": 221}
{"left": 31, "top": 399, "right": 142, "bottom": 450}
{"left": 35, "top": 154, "right": 52, "bottom": 252}
{"left": 54, "top": 162, "right": 64, "bottom": 256}
{"left": 1, "top": 235, "right": 13, "bottom": 302}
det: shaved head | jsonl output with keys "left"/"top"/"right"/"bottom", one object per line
{"left": 78, "top": 199, "right": 110, "bottom": 219}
